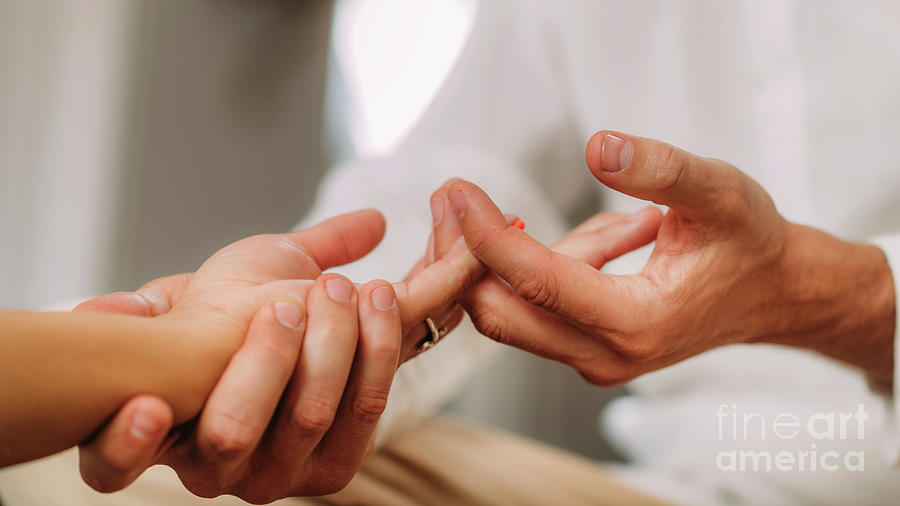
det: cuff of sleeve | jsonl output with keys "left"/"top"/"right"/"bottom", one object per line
{"left": 869, "top": 234, "right": 900, "bottom": 465}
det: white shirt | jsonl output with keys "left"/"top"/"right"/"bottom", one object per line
{"left": 300, "top": 1, "right": 900, "bottom": 504}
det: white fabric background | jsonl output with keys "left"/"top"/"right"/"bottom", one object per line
{"left": 315, "top": 1, "right": 900, "bottom": 504}
{"left": 0, "top": 0, "right": 130, "bottom": 309}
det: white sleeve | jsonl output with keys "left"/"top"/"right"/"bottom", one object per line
{"left": 868, "top": 234, "right": 900, "bottom": 464}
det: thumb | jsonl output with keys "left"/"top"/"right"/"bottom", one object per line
{"left": 586, "top": 131, "right": 743, "bottom": 223}
{"left": 444, "top": 179, "right": 638, "bottom": 328}
{"left": 552, "top": 207, "right": 663, "bottom": 269}
{"left": 78, "top": 395, "right": 173, "bottom": 493}
{"left": 73, "top": 273, "right": 194, "bottom": 317}
{"left": 284, "top": 208, "right": 387, "bottom": 270}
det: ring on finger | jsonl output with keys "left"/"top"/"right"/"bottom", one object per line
{"left": 416, "top": 317, "right": 448, "bottom": 354}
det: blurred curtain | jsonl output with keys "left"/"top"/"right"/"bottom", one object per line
{"left": 0, "top": 0, "right": 333, "bottom": 307}
{"left": 0, "top": 0, "right": 131, "bottom": 309}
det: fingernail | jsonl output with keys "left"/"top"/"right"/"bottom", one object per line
{"left": 372, "top": 286, "right": 396, "bottom": 311}
{"left": 274, "top": 301, "right": 304, "bottom": 330}
{"left": 131, "top": 410, "right": 162, "bottom": 441}
{"left": 325, "top": 278, "right": 353, "bottom": 303}
{"left": 430, "top": 197, "right": 444, "bottom": 226}
{"left": 512, "top": 219, "right": 525, "bottom": 230}
{"left": 448, "top": 190, "right": 466, "bottom": 217}
{"left": 601, "top": 134, "right": 632, "bottom": 173}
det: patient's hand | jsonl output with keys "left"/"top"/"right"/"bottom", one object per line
{"left": 75, "top": 209, "right": 483, "bottom": 501}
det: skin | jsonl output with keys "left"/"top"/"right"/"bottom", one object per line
{"left": 434, "top": 131, "right": 895, "bottom": 387}
{"left": 77, "top": 131, "right": 896, "bottom": 500}
{"left": 0, "top": 209, "right": 486, "bottom": 501}
{"left": 79, "top": 203, "right": 657, "bottom": 501}
{"left": 0, "top": 309, "right": 236, "bottom": 466}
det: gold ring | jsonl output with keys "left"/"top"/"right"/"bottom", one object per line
{"left": 417, "top": 317, "right": 447, "bottom": 353}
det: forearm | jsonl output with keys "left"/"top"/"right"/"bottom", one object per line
{"left": 765, "top": 224, "right": 896, "bottom": 383}
{"left": 0, "top": 310, "right": 238, "bottom": 467}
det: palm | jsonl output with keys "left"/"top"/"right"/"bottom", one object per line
{"left": 172, "top": 233, "right": 326, "bottom": 335}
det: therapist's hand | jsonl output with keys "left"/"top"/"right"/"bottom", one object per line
{"left": 438, "top": 131, "right": 895, "bottom": 386}
{"left": 73, "top": 210, "right": 482, "bottom": 502}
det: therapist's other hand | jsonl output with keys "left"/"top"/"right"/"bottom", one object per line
{"left": 74, "top": 210, "right": 482, "bottom": 501}
{"left": 440, "top": 131, "right": 895, "bottom": 386}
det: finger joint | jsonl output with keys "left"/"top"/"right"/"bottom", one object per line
{"left": 200, "top": 412, "right": 260, "bottom": 461}
{"left": 292, "top": 397, "right": 338, "bottom": 436}
{"left": 350, "top": 387, "right": 390, "bottom": 426}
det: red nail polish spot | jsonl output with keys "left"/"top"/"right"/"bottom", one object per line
{"left": 512, "top": 219, "right": 525, "bottom": 230}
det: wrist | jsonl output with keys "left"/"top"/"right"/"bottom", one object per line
{"left": 154, "top": 309, "right": 246, "bottom": 422}
{"left": 767, "top": 223, "right": 895, "bottom": 382}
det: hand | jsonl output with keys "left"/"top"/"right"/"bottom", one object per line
{"left": 435, "top": 131, "right": 895, "bottom": 386}
{"left": 426, "top": 178, "right": 663, "bottom": 354}
{"left": 75, "top": 210, "right": 484, "bottom": 501}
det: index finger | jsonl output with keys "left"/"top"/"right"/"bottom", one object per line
{"left": 393, "top": 236, "right": 484, "bottom": 337}
{"left": 193, "top": 297, "right": 307, "bottom": 475}
{"left": 446, "top": 179, "right": 642, "bottom": 330}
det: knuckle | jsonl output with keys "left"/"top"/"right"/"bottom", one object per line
{"left": 82, "top": 438, "right": 147, "bottom": 488}
{"left": 231, "top": 470, "right": 293, "bottom": 504}
{"left": 578, "top": 367, "right": 635, "bottom": 387}
{"left": 94, "top": 448, "right": 137, "bottom": 477}
{"left": 573, "top": 353, "right": 640, "bottom": 387}
{"left": 469, "top": 306, "right": 509, "bottom": 344}
{"left": 516, "top": 268, "right": 560, "bottom": 312}
{"left": 653, "top": 143, "right": 687, "bottom": 192}
{"left": 292, "top": 397, "right": 338, "bottom": 435}
{"left": 184, "top": 485, "right": 220, "bottom": 500}
{"left": 350, "top": 387, "right": 390, "bottom": 425}
{"left": 200, "top": 413, "right": 259, "bottom": 460}
{"left": 82, "top": 472, "right": 127, "bottom": 494}
{"left": 369, "top": 340, "right": 401, "bottom": 364}
{"left": 178, "top": 472, "right": 227, "bottom": 500}
{"left": 606, "top": 329, "right": 660, "bottom": 362}
{"left": 465, "top": 228, "right": 495, "bottom": 260}
{"left": 619, "top": 339, "right": 659, "bottom": 362}
{"left": 716, "top": 168, "right": 755, "bottom": 222}
{"left": 237, "top": 489, "right": 282, "bottom": 505}
{"left": 275, "top": 236, "right": 316, "bottom": 265}
{"left": 202, "top": 431, "right": 254, "bottom": 461}
{"left": 360, "top": 325, "right": 401, "bottom": 364}
{"left": 596, "top": 306, "right": 665, "bottom": 362}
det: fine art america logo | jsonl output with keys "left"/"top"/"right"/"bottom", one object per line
{"left": 715, "top": 404, "right": 867, "bottom": 472}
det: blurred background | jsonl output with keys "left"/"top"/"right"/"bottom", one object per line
{"left": 0, "top": 0, "right": 621, "bottom": 462}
